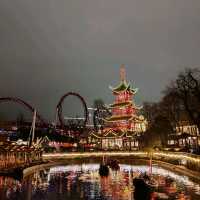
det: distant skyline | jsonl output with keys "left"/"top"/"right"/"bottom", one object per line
{"left": 0, "top": 0, "right": 200, "bottom": 120}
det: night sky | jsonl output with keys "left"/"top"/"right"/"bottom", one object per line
{"left": 0, "top": 1, "right": 200, "bottom": 121}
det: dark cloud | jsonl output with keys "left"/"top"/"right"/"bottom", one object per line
{"left": 0, "top": 0, "right": 200, "bottom": 120}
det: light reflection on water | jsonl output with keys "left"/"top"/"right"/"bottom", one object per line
{"left": 0, "top": 163, "right": 200, "bottom": 199}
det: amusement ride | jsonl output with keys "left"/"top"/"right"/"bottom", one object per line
{"left": 0, "top": 65, "right": 147, "bottom": 146}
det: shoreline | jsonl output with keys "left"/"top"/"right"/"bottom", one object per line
{"left": 21, "top": 153, "right": 200, "bottom": 183}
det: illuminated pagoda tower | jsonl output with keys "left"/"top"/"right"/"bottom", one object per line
{"left": 90, "top": 65, "right": 147, "bottom": 150}
{"left": 106, "top": 64, "right": 140, "bottom": 131}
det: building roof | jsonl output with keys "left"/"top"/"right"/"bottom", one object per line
{"left": 0, "top": 141, "right": 42, "bottom": 153}
{"left": 104, "top": 115, "right": 135, "bottom": 122}
{"left": 90, "top": 128, "right": 126, "bottom": 139}
{"left": 90, "top": 128, "right": 142, "bottom": 139}
{"left": 109, "top": 80, "right": 138, "bottom": 94}
{"left": 110, "top": 101, "right": 132, "bottom": 108}
{"left": 109, "top": 101, "right": 142, "bottom": 109}
{"left": 104, "top": 113, "right": 145, "bottom": 122}
{"left": 168, "top": 132, "right": 194, "bottom": 140}
{"left": 176, "top": 120, "right": 197, "bottom": 127}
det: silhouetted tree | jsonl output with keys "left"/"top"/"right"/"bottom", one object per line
{"left": 141, "top": 115, "right": 173, "bottom": 148}
{"left": 160, "top": 86, "right": 182, "bottom": 129}
{"left": 93, "top": 98, "right": 105, "bottom": 109}
{"left": 142, "top": 68, "right": 200, "bottom": 150}
{"left": 142, "top": 102, "right": 160, "bottom": 126}
{"left": 175, "top": 68, "right": 200, "bottom": 131}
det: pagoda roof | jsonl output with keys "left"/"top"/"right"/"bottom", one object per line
{"left": 103, "top": 129, "right": 123, "bottom": 137}
{"left": 110, "top": 101, "right": 132, "bottom": 108}
{"left": 89, "top": 129, "right": 143, "bottom": 139}
{"left": 90, "top": 129, "right": 126, "bottom": 139}
{"left": 109, "top": 80, "right": 138, "bottom": 94}
{"left": 104, "top": 113, "right": 145, "bottom": 122}
{"left": 104, "top": 115, "right": 135, "bottom": 122}
{"left": 109, "top": 101, "right": 142, "bottom": 110}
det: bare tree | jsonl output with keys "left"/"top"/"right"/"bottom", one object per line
{"left": 142, "top": 68, "right": 200, "bottom": 150}
{"left": 160, "top": 84, "right": 183, "bottom": 130}
{"left": 175, "top": 68, "right": 200, "bottom": 132}
{"left": 142, "top": 102, "right": 160, "bottom": 126}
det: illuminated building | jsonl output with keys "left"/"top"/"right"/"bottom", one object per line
{"left": 91, "top": 65, "right": 147, "bottom": 150}
{"left": 0, "top": 140, "right": 43, "bottom": 170}
{"left": 175, "top": 121, "right": 199, "bottom": 136}
{"left": 167, "top": 120, "right": 200, "bottom": 150}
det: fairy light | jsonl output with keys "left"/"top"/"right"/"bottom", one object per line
{"left": 43, "top": 151, "right": 200, "bottom": 168}
{"left": 43, "top": 151, "right": 148, "bottom": 159}
{"left": 153, "top": 152, "right": 200, "bottom": 163}
{"left": 106, "top": 65, "right": 142, "bottom": 132}
{"left": 49, "top": 164, "right": 100, "bottom": 173}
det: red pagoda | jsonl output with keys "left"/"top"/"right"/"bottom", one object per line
{"left": 105, "top": 64, "right": 141, "bottom": 132}
{"left": 90, "top": 65, "right": 147, "bottom": 150}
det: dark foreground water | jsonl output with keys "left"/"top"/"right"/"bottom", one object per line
{"left": 0, "top": 162, "right": 200, "bottom": 200}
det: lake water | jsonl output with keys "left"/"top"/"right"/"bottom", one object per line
{"left": 0, "top": 161, "right": 200, "bottom": 199}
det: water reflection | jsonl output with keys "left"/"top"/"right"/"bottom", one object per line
{"left": 0, "top": 163, "right": 200, "bottom": 199}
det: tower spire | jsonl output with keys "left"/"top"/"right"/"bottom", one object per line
{"left": 120, "top": 64, "right": 126, "bottom": 81}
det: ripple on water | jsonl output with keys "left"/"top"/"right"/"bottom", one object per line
{"left": 0, "top": 163, "right": 199, "bottom": 200}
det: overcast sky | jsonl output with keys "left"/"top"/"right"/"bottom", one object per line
{"left": 0, "top": 0, "right": 200, "bottom": 120}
